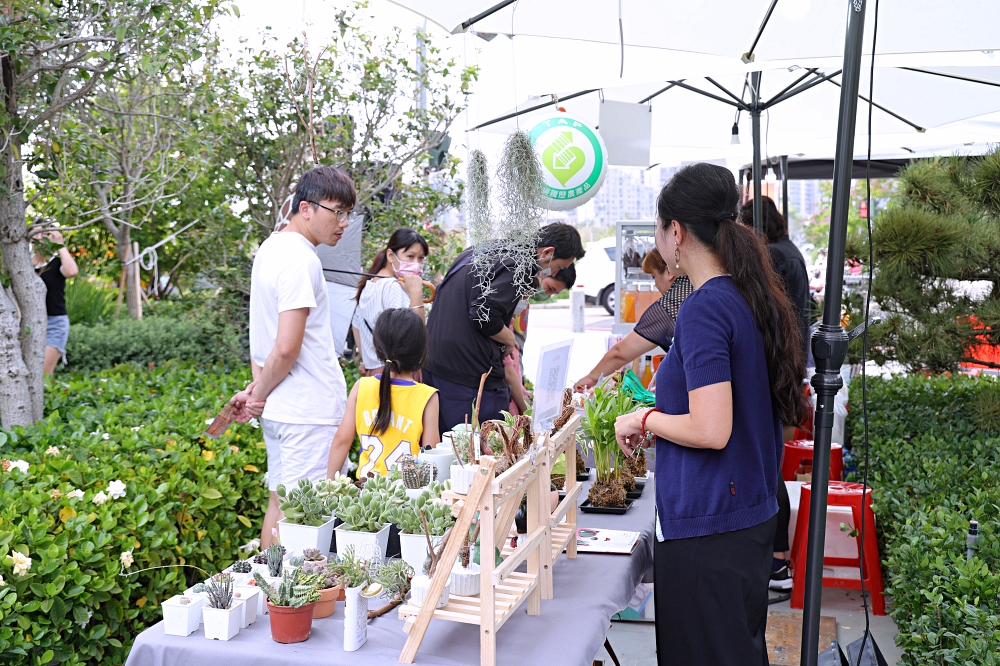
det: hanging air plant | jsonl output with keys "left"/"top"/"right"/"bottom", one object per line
{"left": 466, "top": 131, "right": 543, "bottom": 324}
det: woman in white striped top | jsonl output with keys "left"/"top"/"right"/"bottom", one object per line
{"left": 352, "top": 228, "right": 429, "bottom": 376}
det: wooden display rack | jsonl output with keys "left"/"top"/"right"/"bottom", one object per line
{"left": 499, "top": 413, "right": 583, "bottom": 599}
{"left": 398, "top": 454, "right": 548, "bottom": 665}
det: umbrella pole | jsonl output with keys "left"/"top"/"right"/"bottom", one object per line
{"left": 780, "top": 154, "right": 789, "bottom": 225}
{"left": 800, "top": 1, "right": 868, "bottom": 665}
{"left": 750, "top": 71, "right": 763, "bottom": 236}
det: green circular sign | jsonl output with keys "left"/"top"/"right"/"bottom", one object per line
{"left": 528, "top": 113, "right": 607, "bottom": 211}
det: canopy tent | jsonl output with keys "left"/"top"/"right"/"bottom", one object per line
{"left": 393, "top": 0, "right": 1000, "bottom": 92}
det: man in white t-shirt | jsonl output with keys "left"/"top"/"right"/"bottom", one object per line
{"left": 231, "top": 165, "right": 354, "bottom": 548}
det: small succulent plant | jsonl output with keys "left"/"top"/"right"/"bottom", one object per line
{"left": 252, "top": 552, "right": 269, "bottom": 565}
{"left": 207, "top": 573, "right": 234, "bottom": 609}
{"left": 231, "top": 560, "right": 252, "bottom": 574}
{"left": 328, "top": 546, "right": 373, "bottom": 589}
{"left": 314, "top": 473, "right": 359, "bottom": 511}
{"left": 301, "top": 559, "right": 340, "bottom": 590}
{"left": 332, "top": 477, "right": 406, "bottom": 533}
{"left": 277, "top": 478, "right": 332, "bottom": 527}
{"left": 190, "top": 582, "right": 207, "bottom": 593}
{"left": 385, "top": 492, "right": 455, "bottom": 536}
{"left": 302, "top": 548, "right": 325, "bottom": 562}
{"left": 253, "top": 569, "right": 321, "bottom": 608}
{"left": 396, "top": 454, "right": 436, "bottom": 489}
{"left": 266, "top": 542, "right": 284, "bottom": 577}
{"left": 288, "top": 555, "right": 304, "bottom": 568}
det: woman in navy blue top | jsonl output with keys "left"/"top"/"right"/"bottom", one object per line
{"left": 615, "top": 163, "right": 807, "bottom": 665}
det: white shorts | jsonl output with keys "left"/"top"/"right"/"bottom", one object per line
{"left": 262, "top": 419, "right": 337, "bottom": 492}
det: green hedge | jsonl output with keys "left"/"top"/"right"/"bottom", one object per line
{"left": 0, "top": 362, "right": 266, "bottom": 665}
{"left": 850, "top": 374, "right": 1000, "bottom": 665}
{"left": 65, "top": 317, "right": 240, "bottom": 373}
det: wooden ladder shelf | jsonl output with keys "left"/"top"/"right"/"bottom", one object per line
{"left": 398, "top": 454, "right": 547, "bottom": 665}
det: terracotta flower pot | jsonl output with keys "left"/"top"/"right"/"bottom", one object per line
{"left": 313, "top": 585, "right": 342, "bottom": 619}
{"left": 266, "top": 601, "right": 316, "bottom": 644}
{"left": 337, "top": 586, "right": 346, "bottom": 602}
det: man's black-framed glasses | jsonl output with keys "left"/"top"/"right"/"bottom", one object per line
{"left": 308, "top": 201, "right": 353, "bottom": 222}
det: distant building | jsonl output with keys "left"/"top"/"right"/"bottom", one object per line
{"left": 585, "top": 167, "right": 666, "bottom": 227}
{"left": 788, "top": 179, "right": 822, "bottom": 219}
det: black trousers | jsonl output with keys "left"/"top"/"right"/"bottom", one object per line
{"left": 422, "top": 369, "right": 510, "bottom": 436}
{"left": 773, "top": 479, "right": 790, "bottom": 553}
{"left": 654, "top": 515, "right": 777, "bottom": 666}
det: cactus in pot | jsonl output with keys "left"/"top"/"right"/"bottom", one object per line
{"left": 253, "top": 569, "right": 321, "bottom": 608}
{"left": 206, "top": 573, "right": 234, "bottom": 610}
{"left": 266, "top": 543, "right": 284, "bottom": 577}
{"left": 397, "top": 454, "right": 436, "bottom": 489}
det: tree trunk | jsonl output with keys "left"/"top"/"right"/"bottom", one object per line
{"left": 0, "top": 55, "right": 45, "bottom": 427}
{"left": 116, "top": 226, "right": 142, "bottom": 318}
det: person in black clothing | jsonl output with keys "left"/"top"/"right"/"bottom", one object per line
{"left": 32, "top": 229, "right": 79, "bottom": 374}
{"left": 740, "top": 196, "right": 810, "bottom": 593}
{"left": 424, "top": 223, "right": 585, "bottom": 434}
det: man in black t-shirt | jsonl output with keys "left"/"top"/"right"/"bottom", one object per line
{"left": 424, "top": 223, "right": 585, "bottom": 434}
{"left": 32, "top": 230, "right": 79, "bottom": 374}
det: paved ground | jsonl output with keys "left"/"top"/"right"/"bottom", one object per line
{"left": 522, "top": 303, "right": 903, "bottom": 665}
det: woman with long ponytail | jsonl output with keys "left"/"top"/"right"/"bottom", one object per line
{"left": 614, "top": 163, "right": 807, "bottom": 665}
{"left": 327, "top": 308, "right": 440, "bottom": 478}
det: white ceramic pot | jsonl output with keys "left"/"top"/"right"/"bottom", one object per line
{"left": 418, "top": 449, "right": 454, "bottom": 483}
{"left": 219, "top": 567, "right": 252, "bottom": 587}
{"left": 409, "top": 574, "right": 450, "bottom": 609}
{"left": 250, "top": 562, "right": 270, "bottom": 577}
{"left": 343, "top": 585, "right": 369, "bottom": 652}
{"left": 202, "top": 604, "right": 242, "bottom": 641}
{"left": 335, "top": 522, "right": 392, "bottom": 562}
{"left": 232, "top": 588, "right": 259, "bottom": 627}
{"left": 398, "top": 533, "right": 444, "bottom": 574}
{"left": 449, "top": 464, "right": 479, "bottom": 495}
{"left": 162, "top": 595, "right": 206, "bottom": 636}
{"left": 449, "top": 561, "right": 481, "bottom": 597}
{"left": 235, "top": 584, "right": 265, "bottom": 618}
{"left": 404, "top": 487, "right": 427, "bottom": 500}
{"left": 277, "top": 516, "right": 337, "bottom": 558}
{"left": 256, "top": 575, "right": 283, "bottom": 613}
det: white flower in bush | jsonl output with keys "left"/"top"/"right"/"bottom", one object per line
{"left": 76, "top": 609, "right": 93, "bottom": 629}
{"left": 239, "top": 538, "right": 260, "bottom": 554}
{"left": 107, "top": 480, "right": 127, "bottom": 500}
{"left": 120, "top": 550, "right": 134, "bottom": 568}
{"left": 205, "top": 419, "right": 214, "bottom": 425}
{"left": 93, "top": 491, "right": 109, "bottom": 505}
{"left": 102, "top": 433, "right": 110, "bottom": 441}
{"left": 45, "top": 446, "right": 60, "bottom": 456}
{"left": 7, "top": 460, "right": 29, "bottom": 474}
{"left": 249, "top": 418, "right": 260, "bottom": 429}
{"left": 67, "top": 489, "right": 84, "bottom": 500}
{"left": 0, "top": 574, "right": 4, "bottom": 586}
{"left": 131, "top": 426, "right": 141, "bottom": 432}
{"left": 11, "top": 551, "right": 31, "bottom": 576}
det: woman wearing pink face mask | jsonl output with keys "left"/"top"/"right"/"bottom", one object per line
{"left": 353, "top": 228, "right": 429, "bottom": 376}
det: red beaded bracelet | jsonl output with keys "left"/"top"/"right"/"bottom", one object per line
{"left": 641, "top": 408, "right": 661, "bottom": 441}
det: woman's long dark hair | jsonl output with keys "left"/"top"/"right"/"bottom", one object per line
{"left": 370, "top": 308, "right": 428, "bottom": 435}
{"left": 354, "top": 228, "right": 429, "bottom": 303}
{"left": 656, "top": 163, "right": 808, "bottom": 427}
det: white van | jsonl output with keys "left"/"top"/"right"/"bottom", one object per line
{"left": 574, "top": 237, "right": 617, "bottom": 315}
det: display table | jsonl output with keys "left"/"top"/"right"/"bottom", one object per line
{"left": 124, "top": 476, "right": 656, "bottom": 666}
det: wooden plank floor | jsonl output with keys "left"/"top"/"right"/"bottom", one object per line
{"left": 766, "top": 611, "right": 838, "bottom": 665}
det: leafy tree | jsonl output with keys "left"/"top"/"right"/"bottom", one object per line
{"left": 219, "top": 7, "right": 474, "bottom": 261}
{"left": 846, "top": 151, "right": 1000, "bottom": 371}
{"left": 0, "top": 0, "right": 232, "bottom": 428}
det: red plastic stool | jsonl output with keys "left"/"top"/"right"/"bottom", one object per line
{"left": 789, "top": 481, "right": 885, "bottom": 615}
{"left": 782, "top": 440, "right": 844, "bottom": 482}
{"left": 792, "top": 384, "right": 814, "bottom": 440}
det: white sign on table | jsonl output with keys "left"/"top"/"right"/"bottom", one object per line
{"left": 532, "top": 339, "right": 573, "bottom": 432}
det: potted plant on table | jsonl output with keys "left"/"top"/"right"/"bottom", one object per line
{"left": 162, "top": 593, "right": 207, "bottom": 637}
{"left": 395, "top": 453, "right": 437, "bottom": 499}
{"left": 582, "top": 384, "right": 639, "bottom": 509}
{"left": 329, "top": 546, "right": 382, "bottom": 652}
{"left": 387, "top": 493, "right": 455, "bottom": 574}
{"left": 301, "top": 556, "right": 343, "bottom": 618}
{"left": 253, "top": 568, "right": 321, "bottom": 644}
{"left": 332, "top": 475, "right": 406, "bottom": 562}
{"left": 202, "top": 574, "right": 242, "bottom": 641}
{"left": 276, "top": 478, "right": 338, "bottom": 557}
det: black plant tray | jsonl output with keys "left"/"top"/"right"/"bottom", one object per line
{"left": 579, "top": 499, "right": 634, "bottom": 514}
{"left": 633, "top": 473, "right": 649, "bottom": 488}
{"left": 626, "top": 485, "right": 644, "bottom": 500}
{"left": 577, "top": 469, "right": 592, "bottom": 481}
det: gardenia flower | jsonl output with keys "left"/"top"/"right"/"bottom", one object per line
{"left": 131, "top": 426, "right": 141, "bottom": 432}
{"left": 75, "top": 609, "right": 93, "bottom": 629}
{"left": 12, "top": 551, "right": 31, "bottom": 576}
{"left": 107, "top": 480, "right": 127, "bottom": 500}
{"left": 45, "top": 446, "right": 60, "bottom": 456}
{"left": 67, "top": 489, "right": 84, "bottom": 500}
{"left": 239, "top": 538, "right": 260, "bottom": 554}
{"left": 102, "top": 433, "right": 110, "bottom": 441}
{"left": 0, "top": 574, "right": 5, "bottom": 586}
{"left": 249, "top": 418, "right": 260, "bottom": 429}
{"left": 120, "top": 550, "right": 134, "bottom": 568}
{"left": 92, "top": 491, "right": 108, "bottom": 505}
{"left": 8, "top": 460, "right": 28, "bottom": 474}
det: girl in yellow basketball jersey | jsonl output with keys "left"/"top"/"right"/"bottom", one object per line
{"left": 327, "top": 308, "right": 440, "bottom": 478}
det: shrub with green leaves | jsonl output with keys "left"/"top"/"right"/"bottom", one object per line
{"left": 848, "top": 374, "right": 1000, "bottom": 665}
{"left": 0, "top": 360, "right": 267, "bottom": 665}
